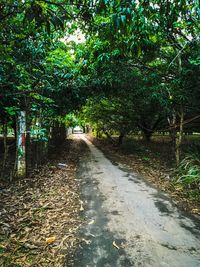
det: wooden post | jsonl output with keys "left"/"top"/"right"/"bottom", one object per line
{"left": 16, "top": 111, "right": 26, "bottom": 178}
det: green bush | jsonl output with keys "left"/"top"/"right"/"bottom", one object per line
{"left": 174, "top": 152, "right": 200, "bottom": 188}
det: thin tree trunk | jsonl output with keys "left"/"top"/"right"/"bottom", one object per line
{"left": 13, "top": 116, "right": 18, "bottom": 178}
{"left": 175, "top": 107, "right": 184, "bottom": 166}
{"left": 26, "top": 108, "right": 31, "bottom": 175}
{"left": 175, "top": 51, "right": 183, "bottom": 166}
{"left": 143, "top": 131, "right": 152, "bottom": 142}
{"left": 1, "top": 120, "right": 8, "bottom": 179}
{"left": 168, "top": 110, "right": 177, "bottom": 161}
{"left": 117, "top": 133, "right": 125, "bottom": 146}
{"left": 16, "top": 111, "right": 26, "bottom": 178}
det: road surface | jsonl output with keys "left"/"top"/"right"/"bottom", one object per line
{"left": 73, "top": 134, "right": 200, "bottom": 267}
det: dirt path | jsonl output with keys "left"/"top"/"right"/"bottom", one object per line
{"left": 74, "top": 134, "right": 200, "bottom": 267}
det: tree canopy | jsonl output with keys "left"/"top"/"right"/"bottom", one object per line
{"left": 0, "top": 0, "right": 200, "bottom": 171}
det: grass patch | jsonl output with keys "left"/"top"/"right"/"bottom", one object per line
{"left": 173, "top": 152, "right": 200, "bottom": 189}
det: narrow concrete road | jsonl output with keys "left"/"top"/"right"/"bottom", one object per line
{"left": 73, "top": 134, "right": 200, "bottom": 267}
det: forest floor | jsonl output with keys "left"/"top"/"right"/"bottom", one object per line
{"left": 0, "top": 138, "right": 85, "bottom": 267}
{"left": 88, "top": 134, "right": 200, "bottom": 216}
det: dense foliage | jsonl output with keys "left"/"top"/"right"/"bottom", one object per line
{"left": 79, "top": 0, "right": 200, "bottom": 165}
{"left": 0, "top": 0, "right": 200, "bottom": 178}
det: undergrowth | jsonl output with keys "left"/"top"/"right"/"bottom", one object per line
{"left": 173, "top": 151, "right": 200, "bottom": 202}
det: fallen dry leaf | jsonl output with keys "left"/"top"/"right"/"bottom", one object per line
{"left": 46, "top": 236, "right": 56, "bottom": 244}
{"left": 82, "top": 238, "right": 91, "bottom": 245}
{"left": 192, "top": 208, "right": 199, "bottom": 213}
{"left": 80, "top": 200, "right": 84, "bottom": 211}
{"left": 88, "top": 219, "right": 95, "bottom": 225}
{"left": 112, "top": 241, "right": 120, "bottom": 249}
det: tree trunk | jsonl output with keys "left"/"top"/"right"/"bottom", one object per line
{"left": 143, "top": 131, "right": 152, "bottom": 142}
{"left": 26, "top": 109, "right": 31, "bottom": 175}
{"left": 82, "top": 125, "right": 86, "bottom": 133}
{"left": 174, "top": 51, "right": 183, "bottom": 166}
{"left": 168, "top": 110, "right": 177, "bottom": 160}
{"left": 50, "top": 121, "right": 66, "bottom": 148}
{"left": 59, "top": 122, "right": 66, "bottom": 144}
{"left": 117, "top": 133, "right": 125, "bottom": 146}
{"left": 51, "top": 121, "right": 59, "bottom": 146}
{"left": 175, "top": 107, "right": 184, "bottom": 166}
{"left": 16, "top": 111, "right": 26, "bottom": 178}
{"left": 1, "top": 120, "right": 8, "bottom": 179}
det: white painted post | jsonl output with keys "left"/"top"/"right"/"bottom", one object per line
{"left": 16, "top": 111, "right": 26, "bottom": 177}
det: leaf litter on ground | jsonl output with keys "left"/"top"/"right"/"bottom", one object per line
{"left": 0, "top": 139, "right": 84, "bottom": 267}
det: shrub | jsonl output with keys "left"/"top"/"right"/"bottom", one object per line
{"left": 174, "top": 152, "right": 200, "bottom": 189}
